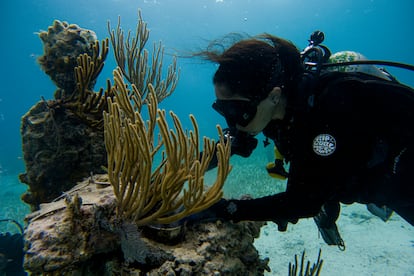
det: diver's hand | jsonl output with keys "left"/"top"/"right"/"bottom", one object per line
{"left": 184, "top": 199, "right": 233, "bottom": 225}
{"left": 184, "top": 197, "right": 299, "bottom": 232}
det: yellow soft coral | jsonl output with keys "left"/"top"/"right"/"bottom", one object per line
{"left": 104, "top": 68, "right": 231, "bottom": 226}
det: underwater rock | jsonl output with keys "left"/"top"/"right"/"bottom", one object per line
{"left": 21, "top": 20, "right": 108, "bottom": 210}
{"left": 19, "top": 99, "right": 106, "bottom": 210}
{"left": 37, "top": 20, "right": 97, "bottom": 94}
{"left": 24, "top": 176, "right": 269, "bottom": 275}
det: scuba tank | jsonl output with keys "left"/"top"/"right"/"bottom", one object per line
{"left": 302, "top": 30, "right": 414, "bottom": 79}
{"left": 326, "top": 51, "right": 395, "bottom": 81}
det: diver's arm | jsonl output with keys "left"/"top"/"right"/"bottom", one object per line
{"left": 192, "top": 145, "right": 334, "bottom": 226}
{"left": 188, "top": 189, "right": 326, "bottom": 228}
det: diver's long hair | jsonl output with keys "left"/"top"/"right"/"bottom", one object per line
{"left": 195, "top": 33, "right": 303, "bottom": 99}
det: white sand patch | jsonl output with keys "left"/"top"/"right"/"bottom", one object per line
{"left": 255, "top": 203, "right": 414, "bottom": 275}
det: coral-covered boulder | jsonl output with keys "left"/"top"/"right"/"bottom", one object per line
{"left": 20, "top": 20, "right": 107, "bottom": 210}
{"left": 19, "top": 100, "right": 106, "bottom": 209}
{"left": 37, "top": 20, "right": 97, "bottom": 93}
{"left": 24, "top": 176, "right": 269, "bottom": 275}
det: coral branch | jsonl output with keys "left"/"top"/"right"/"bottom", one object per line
{"left": 104, "top": 69, "right": 231, "bottom": 226}
{"left": 288, "top": 249, "right": 324, "bottom": 276}
{"left": 61, "top": 39, "right": 113, "bottom": 129}
{"left": 108, "top": 10, "right": 179, "bottom": 104}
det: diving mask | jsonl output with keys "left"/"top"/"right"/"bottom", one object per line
{"left": 212, "top": 99, "right": 259, "bottom": 127}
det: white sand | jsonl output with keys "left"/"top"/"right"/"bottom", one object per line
{"left": 254, "top": 203, "right": 414, "bottom": 275}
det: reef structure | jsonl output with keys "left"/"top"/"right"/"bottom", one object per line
{"left": 37, "top": 20, "right": 98, "bottom": 93}
{"left": 20, "top": 20, "right": 108, "bottom": 209}
{"left": 24, "top": 176, "right": 269, "bottom": 275}
{"left": 21, "top": 14, "right": 272, "bottom": 276}
{"left": 20, "top": 13, "right": 180, "bottom": 210}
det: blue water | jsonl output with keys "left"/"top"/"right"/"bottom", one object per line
{"left": 1, "top": 0, "right": 413, "bottom": 273}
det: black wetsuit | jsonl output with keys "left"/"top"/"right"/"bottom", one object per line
{"left": 214, "top": 72, "right": 414, "bottom": 227}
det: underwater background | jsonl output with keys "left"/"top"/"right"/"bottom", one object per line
{"left": 1, "top": 0, "right": 413, "bottom": 274}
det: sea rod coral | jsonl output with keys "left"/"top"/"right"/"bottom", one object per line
{"left": 104, "top": 68, "right": 232, "bottom": 225}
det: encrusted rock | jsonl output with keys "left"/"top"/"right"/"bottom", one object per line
{"left": 20, "top": 20, "right": 106, "bottom": 210}
{"left": 19, "top": 100, "right": 106, "bottom": 209}
{"left": 37, "top": 20, "right": 97, "bottom": 93}
{"left": 24, "top": 176, "right": 269, "bottom": 275}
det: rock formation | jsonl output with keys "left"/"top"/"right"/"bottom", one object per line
{"left": 24, "top": 176, "right": 270, "bottom": 275}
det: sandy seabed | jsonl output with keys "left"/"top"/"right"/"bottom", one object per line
{"left": 254, "top": 203, "right": 414, "bottom": 276}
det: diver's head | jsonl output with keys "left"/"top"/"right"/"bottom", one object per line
{"left": 212, "top": 86, "right": 286, "bottom": 135}
{"left": 199, "top": 33, "right": 303, "bottom": 134}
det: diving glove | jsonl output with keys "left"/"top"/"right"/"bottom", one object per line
{"left": 184, "top": 197, "right": 298, "bottom": 234}
{"left": 184, "top": 199, "right": 233, "bottom": 225}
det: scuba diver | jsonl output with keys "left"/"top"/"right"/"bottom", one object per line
{"left": 191, "top": 31, "right": 414, "bottom": 248}
{"left": 0, "top": 219, "right": 26, "bottom": 275}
